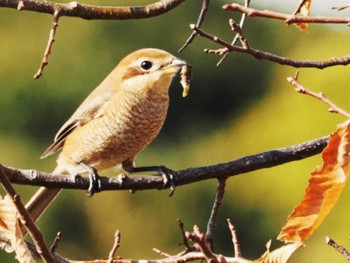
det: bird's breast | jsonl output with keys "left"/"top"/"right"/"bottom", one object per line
{"left": 57, "top": 91, "right": 169, "bottom": 173}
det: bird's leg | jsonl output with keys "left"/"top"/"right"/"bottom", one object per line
{"left": 122, "top": 161, "right": 177, "bottom": 196}
{"left": 79, "top": 162, "right": 101, "bottom": 197}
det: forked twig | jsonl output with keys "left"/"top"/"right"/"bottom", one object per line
{"left": 287, "top": 71, "right": 350, "bottom": 118}
{"left": 179, "top": 0, "right": 209, "bottom": 52}
{"left": 217, "top": 0, "right": 250, "bottom": 66}
{"left": 191, "top": 24, "right": 350, "bottom": 69}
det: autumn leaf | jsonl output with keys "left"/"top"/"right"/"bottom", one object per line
{"left": 255, "top": 240, "right": 302, "bottom": 263}
{"left": 294, "top": 0, "right": 312, "bottom": 30}
{"left": 0, "top": 195, "right": 35, "bottom": 263}
{"left": 278, "top": 119, "right": 350, "bottom": 243}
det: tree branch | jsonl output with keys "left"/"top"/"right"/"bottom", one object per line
{"left": 205, "top": 178, "right": 226, "bottom": 250}
{"left": 33, "top": 10, "right": 60, "bottom": 79}
{"left": 1, "top": 136, "right": 328, "bottom": 192}
{"left": 0, "top": 0, "right": 186, "bottom": 20}
{"left": 326, "top": 236, "right": 350, "bottom": 261}
{"left": 224, "top": 3, "right": 350, "bottom": 25}
{"left": 217, "top": 0, "right": 251, "bottom": 66}
{"left": 179, "top": 0, "right": 209, "bottom": 52}
{"left": 0, "top": 167, "right": 54, "bottom": 262}
{"left": 191, "top": 24, "right": 350, "bottom": 69}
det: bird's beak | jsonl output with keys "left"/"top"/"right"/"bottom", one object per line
{"left": 161, "top": 58, "right": 191, "bottom": 97}
{"left": 161, "top": 58, "right": 187, "bottom": 75}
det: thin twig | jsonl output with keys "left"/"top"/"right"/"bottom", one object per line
{"left": 326, "top": 236, "right": 350, "bottom": 260}
{"left": 0, "top": 0, "right": 186, "bottom": 20}
{"left": 332, "top": 5, "right": 350, "bottom": 11}
{"left": 190, "top": 24, "right": 350, "bottom": 69}
{"left": 217, "top": 0, "right": 250, "bottom": 66}
{"left": 228, "top": 19, "right": 249, "bottom": 49}
{"left": 1, "top": 135, "right": 328, "bottom": 191}
{"left": 186, "top": 225, "right": 219, "bottom": 262}
{"left": 0, "top": 167, "right": 55, "bottom": 263}
{"left": 227, "top": 219, "right": 241, "bottom": 258}
{"left": 224, "top": 3, "right": 350, "bottom": 25}
{"left": 34, "top": 10, "right": 60, "bottom": 79}
{"left": 107, "top": 230, "right": 121, "bottom": 263}
{"left": 50, "top": 232, "right": 62, "bottom": 253}
{"left": 287, "top": 71, "right": 350, "bottom": 118}
{"left": 177, "top": 219, "right": 192, "bottom": 250}
{"left": 153, "top": 248, "right": 172, "bottom": 258}
{"left": 179, "top": 0, "right": 209, "bottom": 52}
{"left": 206, "top": 178, "right": 226, "bottom": 250}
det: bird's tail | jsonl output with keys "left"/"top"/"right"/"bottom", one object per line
{"left": 25, "top": 166, "right": 63, "bottom": 222}
{"left": 25, "top": 187, "right": 62, "bottom": 223}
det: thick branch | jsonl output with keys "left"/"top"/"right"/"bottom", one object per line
{"left": 224, "top": 3, "right": 350, "bottom": 25}
{"left": 1, "top": 136, "right": 328, "bottom": 192}
{"left": 0, "top": 0, "right": 185, "bottom": 20}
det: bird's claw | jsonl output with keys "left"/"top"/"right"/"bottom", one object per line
{"left": 158, "top": 166, "right": 176, "bottom": 197}
{"left": 87, "top": 171, "right": 102, "bottom": 197}
{"left": 79, "top": 162, "right": 101, "bottom": 197}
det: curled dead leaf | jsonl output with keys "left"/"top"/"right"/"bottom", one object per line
{"left": 278, "top": 120, "right": 350, "bottom": 243}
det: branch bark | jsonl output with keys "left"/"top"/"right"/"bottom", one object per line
{"left": 1, "top": 136, "right": 328, "bottom": 192}
{"left": 191, "top": 24, "right": 350, "bottom": 69}
{"left": 224, "top": 3, "right": 350, "bottom": 25}
{"left": 0, "top": 0, "right": 186, "bottom": 20}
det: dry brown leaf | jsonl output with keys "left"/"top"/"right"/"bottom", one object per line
{"left": 294, "top": 0, "right": 312, "bottom": 30}
{"left": 255, "top": 240, "right": 302, "bottom": 263}
{"left": 278, "top": 120, "right": 350, "bottom": 243}
{"left": 0, "top": 195, "right": 35, "bottom": 263}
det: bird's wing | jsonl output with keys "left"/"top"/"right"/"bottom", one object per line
{"left": 40, "top": 92, "right": 113, "bottom": 159}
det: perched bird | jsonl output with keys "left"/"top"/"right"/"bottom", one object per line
{"left": 25, "top": 48, "right": 191, "bottom": 222}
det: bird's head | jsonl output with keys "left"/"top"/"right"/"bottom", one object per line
{"left": 113, "top": 48, "right": 191, "bottom": 97}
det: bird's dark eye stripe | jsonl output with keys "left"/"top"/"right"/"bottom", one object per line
{"left": 141, "top": 60, "right": 152, "bottom": 70}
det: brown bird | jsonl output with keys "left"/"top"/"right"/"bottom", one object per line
{"left": 25, "top": 48, "right": 191, "bottom": 222}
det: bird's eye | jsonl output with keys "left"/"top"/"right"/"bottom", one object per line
{"left": 140, "top": 60, "right": 153, "bottom": 71}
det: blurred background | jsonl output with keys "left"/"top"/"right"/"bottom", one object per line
{"left": 1, "top": 0, "right": 350, "bottom": 262}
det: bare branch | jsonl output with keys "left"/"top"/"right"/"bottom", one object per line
{"left": 0, "top": 0, "right": 186, "bottom": 20}
{"left": 186, "top": 226, "right": 219, "bottom": 262}
{"left": 1, "top": 136, "right": 328, "bottom": 192}
{"left": 288, "top": 71, "right": 350, "bottom": 118}
{"left": 227, "top": 219, "right": 241, "bottom": 258}
{"left": 179, "top": 0, "right": 209, "bottom": 52}
{"left": 224, "top": 3, "right": 350, "bottom": 25}
{"left": 190, "top": 25, "right": 350, "bottom": 69}
{"left": 332, "top": 5, "right": 350, "bottom": 11}
{"left": 177, "top": 219, "right": 193, "bottom": 252}
{"left": 0, "top": 167, "right": 54, "bottom": 263}
{"left": 206, "top": 179, "right": 226, "bottom": 249}
{"left": 49, "top": 232, "right": 62, "bottom": 254}
{"left": 33, "top": 10, "right": 60, "bottom": 79}
{"left": 107, "top": 230, "right": 121, "bottom": 263}
{"left": 217, "top": 0, "right": 250, "bottom": 66}
{"left": 228, "top": 19, "right": 249, "bottom": 49}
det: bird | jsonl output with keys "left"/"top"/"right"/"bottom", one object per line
{"left": 25, "top": 48, "right": 191, "bottom": 222}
